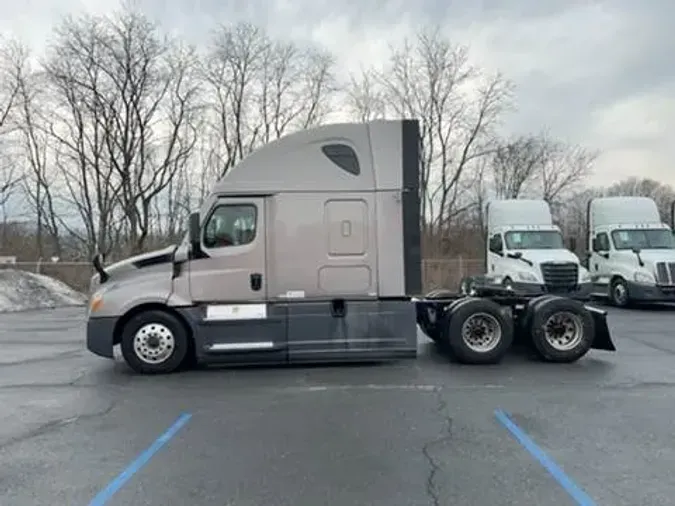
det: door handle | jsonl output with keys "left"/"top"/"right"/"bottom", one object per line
{"left": 250, "top": 273, "right": 262, "bottom": 291}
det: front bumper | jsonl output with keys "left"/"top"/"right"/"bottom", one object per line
{"left": 510, "top": 281, "right": 593, "bottom": 300}
{"left": 625, "top": 281, "right": 675, "bottom": 302}
{"left": 86, "top": 316, "right": 118, "bottom": 358}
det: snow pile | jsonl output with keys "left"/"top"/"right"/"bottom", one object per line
{"left": 0, "top": 269, "right": 87, "bottom": 313}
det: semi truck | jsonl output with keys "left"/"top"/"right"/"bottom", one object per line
{"left": 588, "top": 196, "right": 675, "bottom": 306}
{"left": 458, "top": 199, "right": 591, "bottom": 299}
{"left": 85, "top": 118, "right": 615, "bottom": 373}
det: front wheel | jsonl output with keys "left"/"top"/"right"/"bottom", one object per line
{"left": 120, "top": 310, "right": 190, "bottom": 374}
{"left": 609, "top": 277, "right": 630, "bottom": 307}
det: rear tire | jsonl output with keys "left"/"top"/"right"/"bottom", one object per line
{"left": 120, "top": 310, "right": 190, "bottom": 374}
{"left": 518, "top": 295, "right": 559, "bottom": 336}
{"left": 418, "top": 289, "right": 458, "bottom": 342}
{"left": 529, "top": 297, "right": 594, "bottom": 363}
{"left": 443, "top": 297, "right": 514, "bottom": 364}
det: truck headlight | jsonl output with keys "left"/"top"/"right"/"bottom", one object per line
{"left": 517, "top": 271, "right": 538, "bottom": 282}
{"left": 580, "top": 271, "right": 591, "bottom": 283}
{"left": 633, "top": 272, "right": 655, "bottom": 284}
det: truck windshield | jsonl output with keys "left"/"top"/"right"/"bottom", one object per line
{"left": 611, "top": 229, "right": 675, "bottom": 250}
{"left": 504, "top": 230, "right": 564, "bottom": 250}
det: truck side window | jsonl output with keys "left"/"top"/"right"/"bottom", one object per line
{"left": 594, "top": 233, "right": 610, "bottom": 251}
{"left": 322, "top": 144, "right": 361, "bottom": 176}
{"left": 203, "top": 204, "right": 257, "bottom": 249}
{"left": 489, "top": 234, "right": 503, "bottom": 253}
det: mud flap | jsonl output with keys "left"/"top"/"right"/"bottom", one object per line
{"left": 585, "top": 305, "right": 616, "bottom": 351}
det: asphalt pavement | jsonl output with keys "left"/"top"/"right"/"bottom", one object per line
{"left": 1, "top": 304, "right": 675, "bottom": 506}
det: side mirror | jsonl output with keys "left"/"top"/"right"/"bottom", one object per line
{"left": 567, "top": 237, "right": 577, "bottom": 251}
{"left": 591, "top": 237, "right": 599, "bottom": 252}
{"left": 189, "top": 212, "right": 201, "bottom": 251}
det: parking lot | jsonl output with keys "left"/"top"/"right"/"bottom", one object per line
{"left": 1, "top": 305, "right": 675, "bottom": 506}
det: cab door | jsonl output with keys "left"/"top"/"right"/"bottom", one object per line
{"left": 188, "top": 196, "right": 286, "bottom": 361}
{"left": 487, "top": 233, "right": 504, "bottom": 275}
{"left": 590, "top": 230, "right": 611, "bottom": 290}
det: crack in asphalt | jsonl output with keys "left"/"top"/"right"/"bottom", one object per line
{"left": 0, "top": 401, "right": 117, "bottom": 452}
{"left": 624, "top": 336, "right": 675, "bottom": 355}
{"left": 0, "top": 349, "right": 84, "bottom": 367}
{"left": 421, "top": 387, "right": 452, "bottom": 506}
{"left": 1, "top": 340, "right": 84, "bottom": 345}
{"left": 0, "top": 368, "right": 134, "bottom": 390}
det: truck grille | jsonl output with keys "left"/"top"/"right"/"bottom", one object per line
{"left": 655, "top": 262, "right": 675, "bottom": 285}
{"left": 540, "top": 262, "right": 578, "bottom": 292}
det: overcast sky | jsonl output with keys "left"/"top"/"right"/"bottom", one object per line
{"left": 1, "top": 0, "right": 672, "bottom": 188}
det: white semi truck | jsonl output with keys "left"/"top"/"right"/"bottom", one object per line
{"left": 460, "top": 199, "right": 592, "bottom": 299}
{"left": 587, "top": 196, "right": 675, "bottom": 306}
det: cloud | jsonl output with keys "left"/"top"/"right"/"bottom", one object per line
{"left": 1, "top": 0, "right": 672, "bottom": 188}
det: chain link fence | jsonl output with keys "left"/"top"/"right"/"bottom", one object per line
{"left": 422, "top": 258, "right": 484, "bottom": 292}
{"left": 0, "top": 258, "right": 486, "bottom": 294}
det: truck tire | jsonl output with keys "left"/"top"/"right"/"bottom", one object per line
{"left": 417, "top": 293, "right": 460, "bottom": 342}
{"left": 443, "top": 297, "right": 514, "bottom": 364}
{"left": 518, "top": 294, "right": 559, "bottom": 336}
{"left": 120, "top": 310, "right": 190, "bottom": 374}
{"left": 609, "top": 277, "right": 630, "bottom": 307}
{"left": 529, "top": 297, "right": 594, "bottom": 363}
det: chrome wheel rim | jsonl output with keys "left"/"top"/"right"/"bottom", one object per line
{"left": 613, "top": 283, "right": 627, "bottom": 305}
{"left": 461, "top": 312, "right": 502, "bottom": 352}
{"left": 133, "top": 323, "right": 175, "bottom": 364}
{"left": 543, "top": 311, "right": 583, "bottom": 351}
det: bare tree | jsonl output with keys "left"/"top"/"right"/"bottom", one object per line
{"left": 345, "top": 27, "right": 513, "bottom": 255}
{"left": 43, "top": 8, "right": 201, "bottom": 256}
{"left": 202, "top": 22, "right": 336, "bottom": 177}
{"left": 0, "top": 39, "right": 24, "bottom": 236}
{"left": 100, "top": 10, "right": 200, "bottom": 254}
{"left": 539, "top": 139, "right": 597, "bottom": 204}
{"left": 6, "top": 42, "right": 62, "bottom": 257}
{"left": 490, "top": 135, "right": 549, "bottom": 199}
{"left": 345, "top": 66, "right": 386, "bottom": 122}
{"left": 43, "top": 14, "right": 121, "bottom": 257}
{"left": 0, "top": 38, "right": 20, "bottom": 134}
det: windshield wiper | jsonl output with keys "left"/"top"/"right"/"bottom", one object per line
{"left": 631, "top": 247, "right": 645, "bottom": 267}
{"left": 507, "top": 251, "right": 533, "bottom": 266}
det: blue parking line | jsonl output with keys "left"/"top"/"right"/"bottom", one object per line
{"left": 88, "top": 412, "right": 193, "bottom": 506}
{"left": 494, "top": 409, "right": 596, "bottom": 506}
